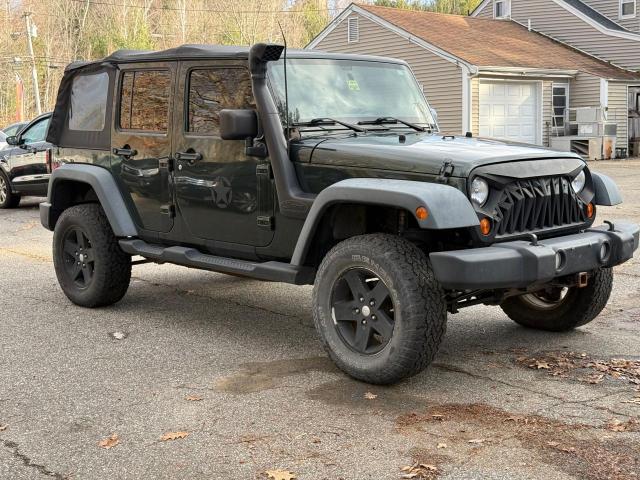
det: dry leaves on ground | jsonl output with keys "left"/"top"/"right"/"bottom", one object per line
{"left": 364, "top": 392, "right": 378, "bottom": 400}
{"left": 0, "top": 425, "right": 7, "bottom": 432}
{"left": 264, "top": 469, "right": 296, "bottom": 480}
{"left": 517, "top": 352, "right": 640, "bottom": 386}
{"left": 185, "top": 395, "right": 203, "bottom": 401}
{"left": 437, "top": 442, "right": 447, "bottom": 449}
{"left": 98, "top": 434, "right": 119, "bottom": 449}
{"left": 160, "top": 431, "right": 189, "bottom": 441}
{"left": 606, "top": 418, "right": 639, "bottom": 432}
{"left": 400, "top": 462, "right": 438, "bottom": 479}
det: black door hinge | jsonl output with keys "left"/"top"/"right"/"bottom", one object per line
{"left": 257, "top": 215, "right": 274, "bottom": 230}
{"left": 437, "top": 160, "right": 454, "bottom": 183}
{"left": 160, "top": 204, "right": 175, "bottom": 217}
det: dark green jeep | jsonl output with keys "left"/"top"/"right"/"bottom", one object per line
{"left": 41, "top": 44, "right": 639, "bottom": 384}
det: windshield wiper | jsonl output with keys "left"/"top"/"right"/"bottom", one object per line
{"left": 292, "top": 117, "right": 367, "bottom": 133}
{"left": 358, "top": 116, "right": 427, "bottom": 132}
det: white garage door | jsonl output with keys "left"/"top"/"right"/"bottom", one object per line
{"left": 479, "top": 81, "right": 539, "bottom": 145}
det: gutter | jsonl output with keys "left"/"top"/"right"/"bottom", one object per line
{"left": 477, "top": 67, "right": 579, "bottom": 78}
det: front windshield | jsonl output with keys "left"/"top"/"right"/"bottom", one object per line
{"left": 267, "top": 58, "right": 435, "bottom": 128}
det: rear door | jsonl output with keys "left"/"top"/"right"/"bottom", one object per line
{"left": 111, "top": 63, "right": 176, "bottom": 233}
{"left": 172, "top": 61, "right": 274, "bottom": 247}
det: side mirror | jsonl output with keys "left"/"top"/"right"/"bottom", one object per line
{"left": 6, "top": 135, "right": 20, "bottom": 146}
{"left": 220, "top": 109, "right": 258, "bottom": 140}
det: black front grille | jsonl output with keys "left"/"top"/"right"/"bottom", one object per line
{"left": 494, "top": 176, "right": 586, "bottom": 236}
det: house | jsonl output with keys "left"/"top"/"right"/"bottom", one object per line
{"left": 307, "top": 3, "right": 640, "bottom": 156}
{"left": 471, "top": 0, "right": 640, "bottom": 71}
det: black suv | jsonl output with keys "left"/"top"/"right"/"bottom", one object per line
{"left": 40, "top": 44, "right": 638, "bottom": 384}
{"left": 0, "top": 112, "right": 54, "bottom": 208}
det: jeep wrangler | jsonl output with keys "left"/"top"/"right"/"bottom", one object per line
{"left": 41, "top": 44, "right": 639, "bottom": 384}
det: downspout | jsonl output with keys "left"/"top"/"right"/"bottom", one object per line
{"left": 248, "top": 43, "right": 315, "bottom": 220}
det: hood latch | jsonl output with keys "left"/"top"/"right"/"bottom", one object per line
{"left": 436, "top": 160, "right": 454, "bottom": 184}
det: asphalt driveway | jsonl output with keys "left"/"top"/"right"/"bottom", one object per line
{"left": 1, "top": 161, "right": 639, "bottom": 479}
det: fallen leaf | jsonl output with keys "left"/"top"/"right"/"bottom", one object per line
{"left": 468, "top": 438, "right": 486, "bottom": 444}
{"left": 546, "top": 441, "right": 560, "bottom": 447}
{"left": 264, "top": 469, "right": 296, "bottom": 480}
{"left": 561, "top": 446, "right": 576, "bottom": 454}
{"left": 437, "top": 442, "right": 447, "bottom": 449}
{"left": 364, "top": 392, "right": 377, "bottom": 400}
{"left": 621, "top": 397, "right": 640, "bottom": 405}
{"left": 0, "top": 425, "right": 7, "bottom": 432}
{"left": 98, "top": 434, "right": 119, "bottom": 449}
{"left": 185, "top": 395, "right": 203, "bottom": 401}
{"left": 606, "top": 419, "right": 632, "bottom": 432}
{"left": 400, "top": 462, "right": 438, "bottom": 479}
{"left": 431, "top": 414, "right": 444, "bottom": 421}
{"left": 160, "top": 431, "right": 189, "bottom": 441}
{"left": 111, "top": 331, "right": 126, "bottom": 340}
{"left": 534, "top": 361, "right": 551, "bottom": 370}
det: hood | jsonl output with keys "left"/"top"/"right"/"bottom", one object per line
{"left": 293, "top": 132, "right": 583, "bottom": 177}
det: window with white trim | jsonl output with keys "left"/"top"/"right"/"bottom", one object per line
{"left": 552, "top": 83, "right": 569, "bottom": 134}
{"left": 620, "top": 0, "right": 636, "bottom": 18}
{"left": 494, "top": 0, "right": 510, "bottom": 18}
{"left": 347, "top": 17, "right": 359, "bottom": 43}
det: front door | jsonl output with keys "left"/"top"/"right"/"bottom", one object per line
{"left": 173, "top": 61, "right": 274, "bottom": 247}
{"left": 5, "top": 115, "right": 50, "bottom": 185}
{"left": 111, "top": 63, "right": 176, "bottom": 233}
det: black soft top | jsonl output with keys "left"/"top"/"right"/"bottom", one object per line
{"left": 65, "top": 44, "right": 405, "bottom": 71}
{"left": 49, "top": 44, "right": 406, "bottom": 149}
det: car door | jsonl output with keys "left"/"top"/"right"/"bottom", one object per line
{"left": 111, "top": 64, "right": 176, "bottom": 234}
{"left": 5, "top": 115, "right": 50, "bottom": 185}
{"left": 173, "top": 61, "right": 274, "bottom": 247}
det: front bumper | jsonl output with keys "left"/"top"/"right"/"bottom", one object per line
{"left": 430, "top": 222, "right": 639, "bottom": 290}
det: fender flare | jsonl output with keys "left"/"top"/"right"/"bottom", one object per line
{"left": 591, "top": 171, "right": 622, "bottom": 206}
{"left": 290, "top": 178, "right": 479, "bottom": 266}
{"left": 40, "top": 163, "right": 138, "bottom": 237}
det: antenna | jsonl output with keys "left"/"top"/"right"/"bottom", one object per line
{"left": 277, "top": 21, "right": 290, "bottom": 158}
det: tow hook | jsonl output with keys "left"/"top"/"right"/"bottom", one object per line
{"left": 577, "top": 272, "right": 589, "bottom": 288}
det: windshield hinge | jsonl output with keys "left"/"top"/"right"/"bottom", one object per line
{"left": 436, "top": 160, "right": 454, "bottom": 183}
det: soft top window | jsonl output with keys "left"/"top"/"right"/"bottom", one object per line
{"left": 69, "top": 72, "right": 109, "bottom": 131}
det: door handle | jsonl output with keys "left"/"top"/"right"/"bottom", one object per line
{"left": 113, "top": 147, "right": 138, "bottom": 157}
{"left": 175, "top": 151, "right": 202, "bottom": 164}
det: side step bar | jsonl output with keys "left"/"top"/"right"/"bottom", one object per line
{"left": 119, "top": 239, "right": 315, "bottom": 285}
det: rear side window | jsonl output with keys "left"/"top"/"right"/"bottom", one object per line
{"left": 69, "top": 72, "right": 109, "bottom": 131}
{"left": 187, "top": 68, "right": 253, "bottom": 135}
{"left": 119, "top": 70, "right": 171, "bottom": 132}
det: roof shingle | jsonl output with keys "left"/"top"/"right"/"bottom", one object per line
{"left": 359, "top": 4, "right": 640, "bottom": 80}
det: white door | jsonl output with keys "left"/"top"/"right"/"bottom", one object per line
{"left": 479, "top": 81, "right": 540, "bottom": 144}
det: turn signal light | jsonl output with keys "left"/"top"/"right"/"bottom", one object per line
{"left": 415, "top": 206, "right": 429, "bottom": 220}
{"left": 586, "top": 202, "right": 595, "bottom": 218}
{"left": 480, "top": 217, "right": 492, "bottom": 236}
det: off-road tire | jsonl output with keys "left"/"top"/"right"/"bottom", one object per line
{"left": 53, "top": 203, "right": 131, "bottom": 307}
{"left": 312, "top": 233, "right": 447, "bottom": 384}
{"left": 0, "top": 171, "right": 20, "bottom": 208}
{"left": 500, "top": 268, "right": 613, "bottom": 332}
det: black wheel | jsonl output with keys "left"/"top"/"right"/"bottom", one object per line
{"left": 0, "top": 171, "right": 20, "bottom": 208}
{"left": 53, "top": 204, "right": 131, "bottom": 307}
{"left": 500, "top": 268, "right": 613, "bottom": 332}
{"left": 313, "top": 234, "right": 447, "bottom": 384}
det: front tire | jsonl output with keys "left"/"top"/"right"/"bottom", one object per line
{"left": 312, "top": 234, "right": 447, "bottom": 385}
{"left": 0, "top": 171, "right": 20, "bottom": 208}
{"left": 53, "top": 204, "right": 131, "bottom": 307}
{"left": 500, "top": 268, "right": 613, "bottom": 332}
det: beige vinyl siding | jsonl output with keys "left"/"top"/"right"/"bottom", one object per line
{"left": 581, "top": 0, "right": 640, "bottom": 32}
{"left": 311, "top": 13, "right": 464, "bottom": 133}
{"left": 498, "top": 0, "right": 640, "bottom": 71}
{"left": 474, "top": 0, "right": 497, "bottom": 19}
{"left": 542, "top": 80, "right": 553, "bottom": 147}
{"left": 570, "top": 72, "right": 602, "bottom": 107}
{"left": 608, "top": 81, "right": 629, "bottom": 152}
{"left": 471, "top": 77, "right": 480, "bottom": 136}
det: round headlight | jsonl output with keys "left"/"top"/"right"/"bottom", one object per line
{"left": 571, "top": 170, "right": 586, "bottom": 193}
{"left": 471, "top": 178, "right": 489, "bottom": 207}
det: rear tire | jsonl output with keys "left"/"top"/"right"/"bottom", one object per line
{"left": 500, "top": 268, "right": 613, "bottom": 332}
{"left": 0, "top": 171, "right": 20, "bottom": 208}
{"left": 53, "top": 204, "right": 131, "bottom": 307}
{"left": 312, "top": 234, "right": 447, "bottom": 385}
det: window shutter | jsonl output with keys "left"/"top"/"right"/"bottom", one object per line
{"left": 347, "top": 17, "right": 359, "bottom": 43}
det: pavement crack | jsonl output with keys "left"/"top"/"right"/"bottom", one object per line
{"left": 1, "top": 438, "right": 66, "bottom": 479}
